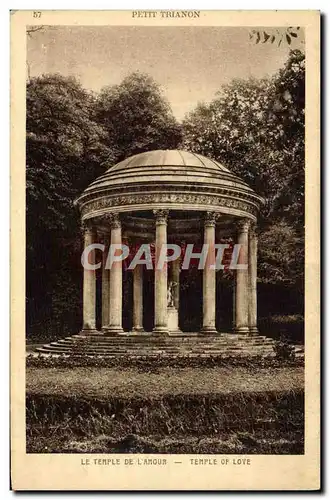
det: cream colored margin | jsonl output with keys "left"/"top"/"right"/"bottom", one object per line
{"left": 10, "top": 10, "right": 320, "bottom": 491}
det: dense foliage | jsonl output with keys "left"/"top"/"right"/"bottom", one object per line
{"left": 95, "top": 72, "right": 182, "bottom": 161}
{"left": 26, "top": 72, "right": 182, "bottom": 336}
{"left": 26, "top": 75, "right": 113, "bottom": 334}
{"left": 181, "top": 49, "right": 305, "bottom": 290}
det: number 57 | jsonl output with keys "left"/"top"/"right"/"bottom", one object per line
{"left": 33, "top": 11, "right": 41, "bottom": 18}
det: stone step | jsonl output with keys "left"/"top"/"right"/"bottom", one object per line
{"left": 52, "top": 344, "right": 187, "bottom": 352}
{"left": 46, "top": 340, "right": 276, "bottom": 350}
{"left": 36, "top": 346, "right": 276, "bottom": 357}
{"left": 58, "top": 337, "right": 275, "bottom": 347}
{"left": 70, "top": 334, "right": 271, "bottom": 342}
{"left": 54, "top": 344, "right": 276, "bottom": 354}
{"left": 55, "top": 343, "right": 275, "bottom": 352}
{"left": 32, "top": 332, "right": 302, "bottom": 361}
{"left": 35, "top": 347, "right": 276, "bottom": 359}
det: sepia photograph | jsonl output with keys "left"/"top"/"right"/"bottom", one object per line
{"left": 10, "top": 10, "right": 320, "bottom": 491}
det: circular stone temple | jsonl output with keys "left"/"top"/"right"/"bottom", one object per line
{"left": 75, "top": 149, "right": 264, "bottom": 336}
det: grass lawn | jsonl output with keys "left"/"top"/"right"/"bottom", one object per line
{"left": 26, "top": 365, "right": 304, "bottom": 454}
{"left": 26, "top": 366, "right": 304, "bottom": 399}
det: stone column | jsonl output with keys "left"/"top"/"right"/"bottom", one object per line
{"left": 172, "top": 256, "right": 181, "bottom": 310}
{"left": 201, "top": 211, "right": 218, "bottom": 334}
{"left": 101, "top": 233, "right": 110, "bottom": 330}
{"left": 107, "top": 213, "right": 123, "bottom": 335}
{"left": 132, "top": 264, "right": 144, "bottom": 333}
{"left": 232, "top": 279, "right": 236, "bottom": 331}
{"left": 249, "top": 222, "right": 259, "bottom": 335}
{"left": 153, "top": 209, "right": 169, "bottom": 334}
{"left": 235, "top": 219, "right": 250, "bottom": 334}
{"left": 81, "top": 223, "right": 96, "bottom": 332}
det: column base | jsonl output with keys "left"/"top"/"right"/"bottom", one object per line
{"left": 103, "top": 326, "right": 124, "bottom": 336}
{"left": 235, "top": 326, "right": 250, "bottom": 334}
{"left": 249, "top": 327, "right": 259, "bottom": 336}
{"left": 169, "top": 328, "right": 182, "bottom": 335}
{"left": 152, "top": 326, "right": 169, "bottom": 336}
{"left": 79, "top": 328, "right": 101, "bottom": 336}
{"left": 200, "top": 326, "right": 218, "bottom": 335}
{"left": 132, "top": 327, "right": 145, "bottom": 334}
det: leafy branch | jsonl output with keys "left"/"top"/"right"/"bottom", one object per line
{"left": 249, "top": 27, "right": 301, "bottom": 47}
{"left": 27, "top": 26, "right": 45, "bottom": 37}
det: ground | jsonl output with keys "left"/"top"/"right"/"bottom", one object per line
{"left": 26, "top": 365, "right": 304, "bottom": 454}
{"left": 27, "top": 366, "right": 303, "bottom": 399}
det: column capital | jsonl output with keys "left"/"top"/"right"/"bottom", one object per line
{"left": 104, "top": 213, "right": 121, "bottom": 229}
{"left": 153, "top": 209, "right": 169, "bottom": 225}
{"left": 236, "top": 218, "right": 251, "bottom": 233}
{"left": 204, "top": 211, "right": 220, "bottom": 227}
{"left": 81, "top": 219, "right": 94, "bottom": 235}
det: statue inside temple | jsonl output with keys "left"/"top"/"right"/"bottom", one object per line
{"left": 167, "top": 281, "right": 178, "bottom": 308}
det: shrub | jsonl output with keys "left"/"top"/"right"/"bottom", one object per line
{"left": 259, "top": 314, "right": 304, "bottom": 344}
{"left": 273, "top": 334, "right": 296, "bottom": 361}
{"left": 26, "top": 353, "right": 303, "bottom": 370}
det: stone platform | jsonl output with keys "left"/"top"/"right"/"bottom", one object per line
{"left": 33, "top": 333, "right": 304, "bottom": 359}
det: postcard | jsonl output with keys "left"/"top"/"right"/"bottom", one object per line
{"left": 11, "top": 9, "right": 320, "bottom": 490}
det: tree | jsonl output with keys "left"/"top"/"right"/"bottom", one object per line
{"left": 95, "top": 72, "right": 182, "bottom": 161}
{"left": 26, "top": 72, "right": 181, "bottom": 337}
{"left": 258, "top": 221, "right": 304, "bottom": 289}
{"left": 26, "top": 74, "right": 113, "bottom": 337}
{"left": 266, "top": 49, "right": 305, "bottom": 227}
{"left": 181, "top": 50, "right": 305, "bottom": 289}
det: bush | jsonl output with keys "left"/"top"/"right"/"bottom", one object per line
{"left": 26, "top": 353, "right": 303, "bottom": 370}
{"left": 259, "top": 315, "right": 304, "bottom": 344}
{"left": 273, "top": 334, "right": 296, "bottom": 361}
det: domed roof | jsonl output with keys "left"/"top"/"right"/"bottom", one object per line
{"left": 110, "top": 149, "right": 231, "bottom": 174}
{"left": 76, "top": 149, "right": 263, "bottom": 221}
